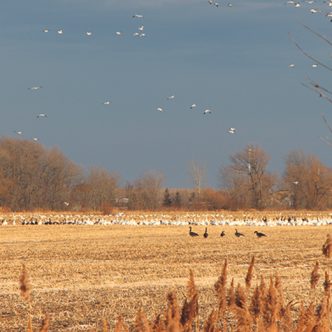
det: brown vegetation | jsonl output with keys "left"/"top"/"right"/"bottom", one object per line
{"left": 1, "top": 224, "right": 332, "bottom": 331}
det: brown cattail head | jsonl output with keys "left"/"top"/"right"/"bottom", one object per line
{"left": 310, "top": 261, "right": 320, "bottom": 289}
{"left": 203, "top": 309, "right": 218, "bottom": 332}
{"left": 39, "top": 314, "right": 50, "bottom": 332}
{"left": 19, "top": 264, "right": 31, "bottom": 302}
{"left": 322, "top": 234, "right": 332, "bottom": 258}
{"left": 228, "top": 278, "right": 235, "bottom": 307}
{"left": 250, "top": 286, "right": 263, "bottom": 320}
{"left": 214, "top": 259, "right": 227, "bottom": 294}
{"left": 115, "top": 316, "right": 129, "bottom": 332}
{"left": 245, "top": 256, "right": 255, "bottom": 289}
{"left": 166, "top": 292, "right": 181, "bottom": 328}
{"left": 235, "top": 283, "right": 247, "bottom": 309}
{"left": 187, "top": 269, "right": 198, "bottom": 300}
{"left": 323, "top": 271, "right": 331, "bottom": 295}
{"left": 134, "top": 308, "right": 151, "bottom": 332}
{"left": 153, "top": 314, "right": 166, "bottom": 332}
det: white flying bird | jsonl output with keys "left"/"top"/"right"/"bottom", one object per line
{"left": 43, "top": 28, "right": 49, "bottom": 33}
{"left": 139, "top": 33, "right": 146, "bottom": 38}
{"left": 288, "top": 63, "right": 295, "bottom": 68}
{"left": 133, "top": 32, "right": 140, "bottom": 37}
{"left": 203, "top": 109, "right": 212, "bottom": 115}
{"left": 167, "top": 95, "right": 175, "bottom": 100}
{"left": 29, "top": 86, "right": 42, "bottom": 91}
{"left": 132, "top": 14, "right": 143, "bottom": 18}
{"left": 138, "top": 25, "right": 144, "bottom": 31}
{"left": 85, "top": 31, "right": 92, "bottom": 36}
{"left": 312, "top": 64, "right": 318, "bottom": 68}
{"left": 157, "top": 107, "right": 164, "bottom": 112}
{"left": 37, "top": 113, "right": 47, "bottom": 118}
{"left": 103, "top": 101, "right": 111, "bottom": 105}
{"left": 64, "top": 201, "right": 70, "bottom": 206}
{"left": 57, "top": 29, "right": 64, "bottom": 35}
{"left": 228, "top": 127, "right": 236, "bottom": 134}
{"left": 190, "top": 103, "right": 197, "bottom": 109}
{"left": 14, "top": 130, "right": 23, "bottom": 135}
{"left": 115, "top": 31, "right": 123, "bottom": 36}
{"left": 32, "top": 137, "right": 39, "bottom": 142}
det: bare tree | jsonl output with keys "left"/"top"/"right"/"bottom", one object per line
{"left": 126, "top": 171, "right": 164, "bottom": 210}
{"left": 221, "top": 145, "right": 276, "bottom": 209}
{"left": 189, "top": 161, "right": 206, "bottom": 196}
{"left": 283, "top": 150, "right": 332, "bottom": 209}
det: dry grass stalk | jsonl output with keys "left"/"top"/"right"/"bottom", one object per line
{"left": 259, "top": 275, "right": 267, "bottom": 299}
{"left": 19, "top": 264, "right": 31, "bottom": 302}
{"left": 227, "top": 278, "right": 235, "bottom": 307}
{"left": 39, "top": 314, "right": 50, "bottom": 332}
{"left": 310, "top": 261, "right": 320, "bottom": 289}
{"left": 102, "top": 317, "right": 109, "bottom": 332}
{"left": 245, "top": 256, "right": 255, "bottom": 289}
{"left": 262, "top": 277, "right": 280, "bottom": 329}
{"left": 134, "top": 309, "right": 151, "bottom": 332}
{"left": 279, "top": 301, "right": 295, "bottom": 331}
{"left": 235, "top": 308, "right": 252, "bottom": 332}
{"left": 322, "top": 234, "right": 332, "bottom": 258}
{"left": 187, "top": 270, "right": 197, "bottom": 299}
{"left": 27, "top": 315, "right": 33, "bottom": 332}
{"left": 166, "top": 292, "right": 181, "bottom": 331}
{"left": 294, "top": 302, "right": 316, "bottom": 332}
{"left": 235, "top": 283, "right": 246, "bottom": 309}
{"left": 323, "top": 271, "right": 331, "bottom": 295}
{"left": 250, "top": 286, "right": 263, "bottom": 321}
{"left": 114, "top": 316, "right": 129, "bottom": 332}
{"left": 203, "top": 309, "right": 218, "bottom": 332}
{"left": 214, "top": 260, "right": 228, "bottom": 315}
{"left": 153, "top": 314, "right": 166, "bottom": 332}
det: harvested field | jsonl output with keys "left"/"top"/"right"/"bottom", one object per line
{"left": 1, "top": 223, "right": 332, "bottom": 331}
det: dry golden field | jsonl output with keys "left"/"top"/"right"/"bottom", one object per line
{"left": 1, "top": 219, "right": 332, "bottom": 331}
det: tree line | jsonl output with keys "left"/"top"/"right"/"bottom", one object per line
{"left": 0, "top": 137, "right": 331, "bottom": 211}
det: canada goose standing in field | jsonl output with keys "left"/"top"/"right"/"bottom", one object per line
{"left": 235, "top": 229, "right": 245, "bottom": 237}
{"left": 254, "top": 231, "right": 267, "bottom": 238}
{"left": 204, "top": 227, "right": 208, "bottom": 238}
{"left": 220, "top": 230, "right": 225, "bottom": 237}
{"left": 189, "top": 226, "right": 199, "bottom": 237}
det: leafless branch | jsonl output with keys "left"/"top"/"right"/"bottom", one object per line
{"left": 289, "top": 32, "right": 332, "bottom": 72}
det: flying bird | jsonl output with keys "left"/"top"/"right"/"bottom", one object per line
{"left": 132, "top": 14, "right": 143, "bottom": 18}
{"left": 228, "top": 127, "right": 236, "bottom": 134}
{"left": 85, "top": 31, "right": 92, "bottom": 36}
{"left": 203, "top": 109, "right": 212, "bottom": 115}
{"left": 190, "top": 103, "right": 197, "bottom": 110}
{"left": 29, "top": 86, "right": 42, "bottom": 91}
{"left": 167, "top": 95, "right": 175, "bottom": 100}
{"left": 288, "top": 63, "right": 295, "bottom": 68}
{"left": 14, "top": 130, "right": 23, "bottom": 135}
{"left": 37, "top": 113, "right": 47, "bottom": 118}
{"left": 138, "top": 25, "right": 144, "bottom": 31}
{"left": 103, "top": 101, "right": 111, "bottom": 106}
{"left": 115, "top": 31, "right": 123, "bottom": 36}
{"left": 32, "top": 137, "right": 39, "bottom": 142}
{"left": 157, "top": 107, "right": 164, "bottom": 112}
{"left": 57, "top": 29, "right": 64, "bottom": 35}
{"left": 43, "top": 28, "right": 49, "bottom": 33}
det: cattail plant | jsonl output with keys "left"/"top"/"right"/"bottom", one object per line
{"left": 19, "top": 264, "right": 31, "bottom": 302}
{"left": 310, "top": 261, "right": 320, "bottom": 289}
{"left": 245, "top": 256, "right": 255, "bottom": 289}
{"left": 322, "top": 234, "right": 332, "bottom": 258}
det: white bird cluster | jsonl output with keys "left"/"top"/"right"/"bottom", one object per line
{"left": 2, "top": 211, "right": 332, "bottom": 227}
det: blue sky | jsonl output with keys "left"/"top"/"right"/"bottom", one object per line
{"left": 1, "top": 0, "right": 332, "bottom": 187}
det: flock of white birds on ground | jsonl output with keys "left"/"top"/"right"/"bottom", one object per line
{"left": 1, "top": 211, "right": 332, "bottom": 226}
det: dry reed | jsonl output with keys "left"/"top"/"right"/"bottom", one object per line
{"left": 310, "top": 261, "right": 320, "bottom": 289}
{"left": 322, "top": 234, "right": 332, "bottom": 258}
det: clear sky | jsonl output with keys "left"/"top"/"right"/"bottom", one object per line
{"left": 1, "top": 0, "right": 332, "bottom": 188}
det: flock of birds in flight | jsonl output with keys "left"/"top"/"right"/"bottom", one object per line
{"left": 12, "top": 0, "right": 332, "bottom": 143}
{"left": 13, "top": 2, "right": 241, "bottom": 143}
{"left": 188, "top": 226, "right": 267, "bottom": 238}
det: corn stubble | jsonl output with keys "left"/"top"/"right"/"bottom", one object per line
{"left": 21, "top": 259, "right": 332, "bottom": 332}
